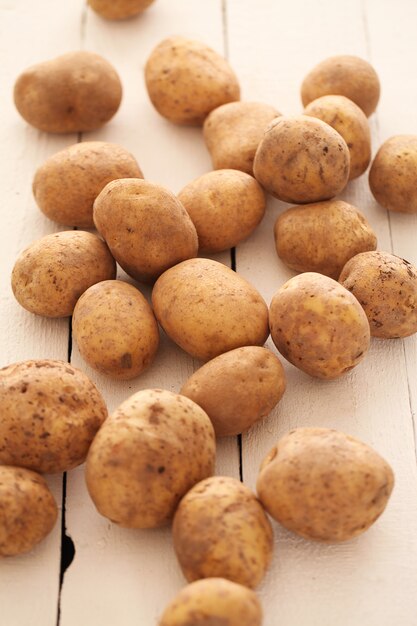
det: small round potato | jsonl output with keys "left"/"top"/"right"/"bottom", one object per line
{"left": 33, "top": 142, "right": 144, "bottom": 227}
{"left": 152, "top": 258, "right": 269, "bottom": 361}
{"left": 339, "top": 251, "right": 417, "bottom": 338}
{"left": 203, "top": 101, "right": 281, "bottom": 174}
{"left": 253, "top": 116, "right": 350, "bottom": 204}
{"left": 301, "top": 55, "right": 380, "bottom": 117}
{"left": 269, "top": 272, "right": 370, "bottom": 379}
{"left": 14, "top": 51, "right": 122, "bottom": 133}
{"left": 257, "top": 428, "right": 394, "bottom": 542}
{"left": 173, "top": 476, "right": 273, "bottom": 589}
{"left": 178, "top": 170, "right": 266, "bottom": 253}
{"left": 158, "top": 578, "right": 263, "bottom": 626}
{"left": 11, "top": 231, "right": 116, "bottom": 318}
{"left": 88, "top": 0, "right": 155, "bottom": 20}
{"left": 72, "top": 280, "right": 159, "bottom": 379}
{"left": 93, "top": 178, "right": 198, "bottom": 283}
{"left": 180, "top": 346, "right": 286, "bottom": 437}
{"left": 0, "top": 466, "right": 58, "bottom": 557}
{"left": 0, "top": 360, "right": 107, "bottom": 474}
{"left": 145, "top": 37, "right": 240, "bottom": 125}
{"left": 369, "top": 135, "right": 417, "bottom": 214}
{"left": 86, "top": 389, "right": 215, "bottom": 528}
{"left": 274, "top": 200, "right": 377, "bottom": 279}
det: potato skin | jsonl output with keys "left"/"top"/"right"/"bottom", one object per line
{"left": 11, "top": 231, "right": 116, "bottom": 318}
{"left": 369, "top": 135, "right": 417, "bottom": 214}
{"left": 152, "top": 258, "right": 269, "bottom": 361}
{"left": 0, "top": 466, "right": 58, "bottom": 557}
{"left": 257, "top": 428, "right": 394, "bottom": 542}
{"left": 86, "top": 389, "right": 215, "bottom": 528}
{"left": 274, "top": 200, "right": 377, "bottom": 279}
{"left": 269, "top": 272, "right": 370, "bottom": 379}
{"left": 0, "top": 360, "right": 107, "bottom": 474}
{"left": 253, "top": 116, "right": 350, "bottom": 203}
{"left": 14, "top": 51, "right": 122, "bottom": 133}
{"left": 339, "top": 251, "right": 417, "bottom": 338}
{"left": 88, "top": 0, "right": 155, "bottom": 20}
{"left": 178, "top": 170, "right": 266, "bottom": 253}
{"left": 180, "top": 346, "right": 286, "bottom": 437}
{"left": 145, "top": 37, "right": 240, "bottom": 125}
{"left": 33, "top": 142, "right": 143, "bottom": 228}
{"left": 158, "top": 578, "right": 263, "bottom": 626}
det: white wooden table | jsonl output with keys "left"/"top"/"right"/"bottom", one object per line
{"left": 1, "top": 1, "right": 417, "bottom": 624}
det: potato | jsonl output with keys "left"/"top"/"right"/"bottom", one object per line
{"left": 274, "top": 200, "right": 377, "bottom": 279}
{"left": 145, "top": 37, "right": 240, "bottom": 125}
{"left": 152, "top": 258, "right": 269, "bottom": 360}
{"left": 180, "top": 346, "right": 286, "bottom": 437}
{"left": 88, "top": 0, "right": 155, "bottom": 20}
{"left": 257, "top": 428, "right": 394, "bottom": 542}
{"left": 369, "top": 135, "right": 417, "bottom": 214}
{"left": 93, "top": 178, "right": 198, "bottom": 283}
{"left": 253, "top": 116, "right": 350, "bottom": 203}
{"left": 173, "top": 476, "right": 273, "bottom": 588}
{"left": 0, "top": 360, "right": 107, "bottom": 474}
{"left": 304, "top": 95, "right": 371, "bottom": 180}
{"left": 0, "top": 466, "right": 57, "bottom": 557}
{"left": 178, "top": 170, "right": 266, "bottom": 253}
{"left": 339, "top": 251, "right": 417, "bottom": 338}
{"left": 86, "top": 389, "right": 215, "bottom": 528}
{"left": 33, "top": 142, "right": 143, "bottom": 228}
{"left": 14, "top": 51, "right": 122, "bottom": 133}
{"left": 269, "top": 272, "right": 370, "bottom": 379}
{"left": 158, "top": 578, "right": 263, "bottom": 626}
{"left": 203, "top": 101, "right": 281, "bottom": 174}
{"left": 301, "top": 55, "right": 380, "bottom": 117}
{"left": 11, "top": 231, "right": 116, "bottom": 318}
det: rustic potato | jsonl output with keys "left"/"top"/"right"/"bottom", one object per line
{"left": 86, "top": 389, "right": 215, "bottom": 528}
{"left": 178, "top": 170, "right": 266, "bottom": 253}
{"left": 180, "top": 346, "right": 286, "bottom": 437}
{"left": 369, "top": 135, "right": 417, "bottom": 214}
{"left": 253, "top": 116, "right": 350, "bottom": 203}
{"left": 304, "top": 95, "right": 371, "bottom": 179}
{"left": 11, "top": 231, "right": 116, "bottom": 318}
{"left": 88, "top": 0, "right": 155, "bottom": 20}
{"left": 0, "top": 466, "right": 58, "bottom": 557}
{"left": 274, "top": 200, "right": 377, "bottom": 279}
{"left": 94, "top": 178, "right": 198, "bottom": 283}
{"left": 269, "top": 272, "right": 370, "bottom": 379}
{"left": 173, "top": 476, "right": 273, "bottom": 588}
{"left": 257, "top": 428, "right": 394, "bottom": 542}
{"left": 203, "top": 101, "right": 281, "bottom": 174}
{"left": 33, "top": 142, "right": 143, "bottom": 228}
{"left": 145, "top": 37, "right": 240, "bottom": 125}
{"left": 14, "top": 51, "right": 122, "bottom": 133}
{"left": 0, "top": 360, "right": 107, "bottom": 474}
{"left": 301, "top": 55, "right": 380, "bottom": 117}
{"left": 158, "top": 578, "right": 263, "bottom": 626}
{"left": 152, "top": 258, "right": 269, "bottom": 360}
{"left": 339, "top": 251, "right": 417, "bottom": 338}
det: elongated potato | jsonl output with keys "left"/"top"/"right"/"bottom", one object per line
{"left": 88, "top": 0, "right": 155, "bottom": 20}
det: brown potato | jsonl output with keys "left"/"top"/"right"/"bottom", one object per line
{"left": 145, "top": 37, "right": 240, "bottom": 125}
{"left": 339, "top": 251, "right": 417, "bottom": 338}
{"left": 180, "top": 346, "right": 286, "bottom": 437}
{"left": 269, "top": 272, "right": 370, "bottom": 379}
{"left": 0, "top": 360, "right": 107, "bottom": 474}
{"left": 253, "top": 116, "right": 350, "bottom": 203}
{"left": 14, "top": 51, "right": 122, "bottom": 133}
{"left": 86, "top": 389, "right": 215, "bottom": 528}
{"left": 178, "top": 170, "right": 266, "bottom": 253}
{"left": 301, "top": 55, "right": 380, "bottom": 117}
{"left": 274, "top": 200, "right": 377, "bottom": 279}
{"left": 11, "top": 231, "right": 116, "bottom": 318}
{"left": 33, "top": 142, "right": 143, "bottom": 228}
{"left": 257, "top": 428, "right": 394, "bottom": 542}
{"left": 369, "top": 135, "right": 417, "bottom": 214}
{"left": 93, "top": 178, "right": 198, "bottom": 283}
{"left": 88, "top": 0, "right": 155, "bottom": 20}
